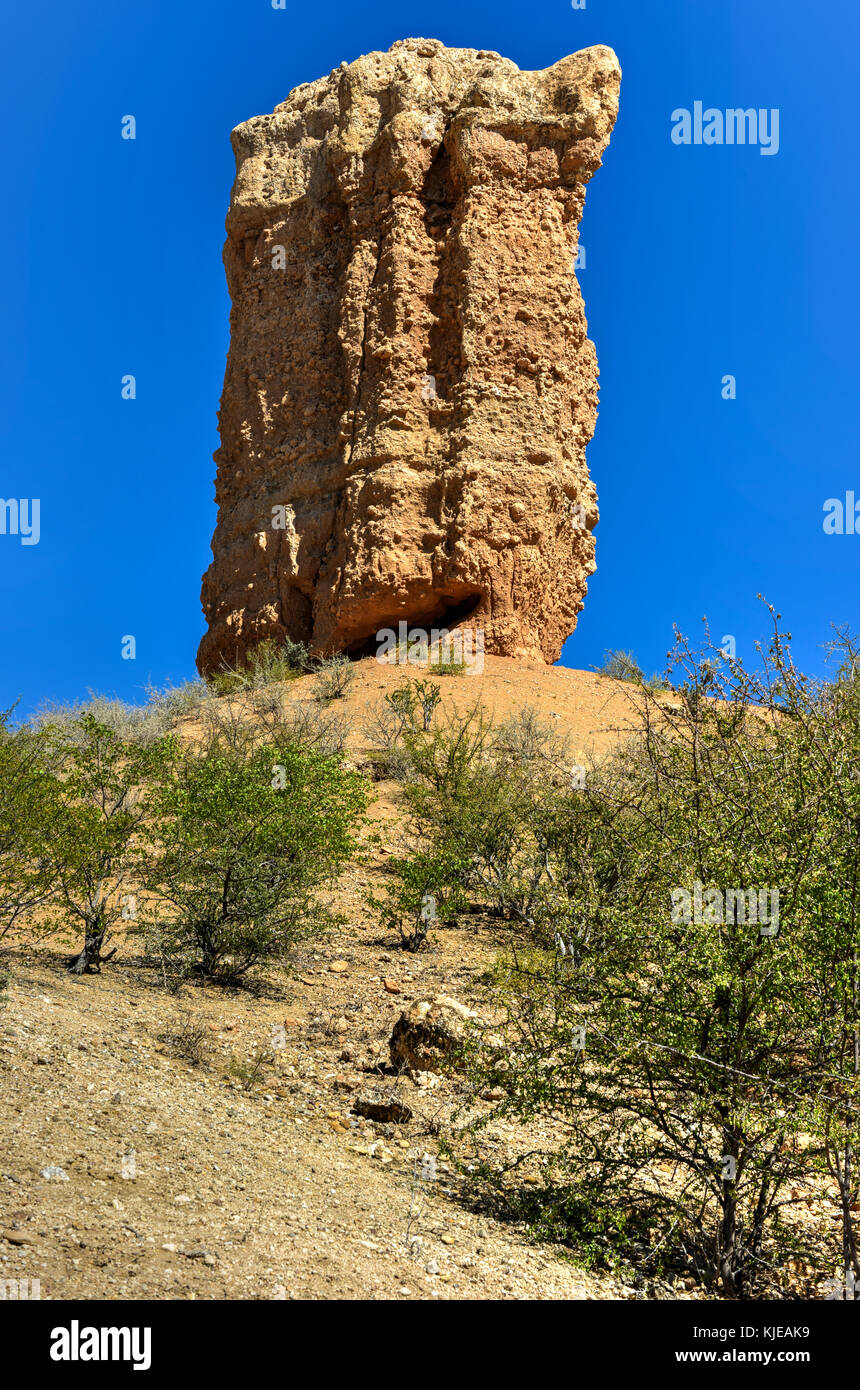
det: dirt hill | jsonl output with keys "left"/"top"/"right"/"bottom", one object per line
{"left": 0, "top": 662, "right": 695, "bottom": 1302}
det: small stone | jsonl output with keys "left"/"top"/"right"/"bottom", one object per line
{"left": 368, "top": 1141, "right": 394, "bottom": 1164}
{"left": 39, "top": 1165, "right": 69, "bottom": 1182}
{"left": 2, "top": 1230, "right": 34, "bottom": 1246}
{"left": 383, "top": 979, "right": 401, "bottom": 994}
{"left": 425, "top": 1259, "right": 439, "bottom": 1275}
{"left": 328, "top": 960, "right": 348, "bottom": 974}
{"left": 353, "top": 1087, "right": 412, "bottom": 1125}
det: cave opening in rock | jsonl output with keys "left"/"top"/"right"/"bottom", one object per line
{"left": 342, "top": 590, "right": 484, "bottom": 660}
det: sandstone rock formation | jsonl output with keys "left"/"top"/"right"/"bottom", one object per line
{"left": 197, "top": 38, "right": 620, "bottom": 674}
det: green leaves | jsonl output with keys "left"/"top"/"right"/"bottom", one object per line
{"left": 144, "top": 736, "right": 369, "bottom": 982}
{"left": 0, "top": 713, "right": 66, "bottom": 938}
{"left": 42, "top": 715, "right": 177, "bottom": 969}
{"left": 0, "top": 705, "right": 370, "bottom": 985}
{"left": 398, "top": 615, "right": 860, "bottom": 1295}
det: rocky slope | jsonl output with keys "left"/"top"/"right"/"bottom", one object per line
{"left": 2, "top": 663, "right": 650, "bottom": 1302}
{"left": 3, "top": 663, "right": 835, "bottom": 1301}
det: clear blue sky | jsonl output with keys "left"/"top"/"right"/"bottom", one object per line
{"left": 2, "top": 0, "right": 857, "bottom": 715}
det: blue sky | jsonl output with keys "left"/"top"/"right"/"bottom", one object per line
{"left": 2, "top": 0, "right": 857, "bottom": 715}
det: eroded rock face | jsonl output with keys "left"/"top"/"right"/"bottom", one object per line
{"left": 197, "top": 38, "right": 620, "bottom": 674}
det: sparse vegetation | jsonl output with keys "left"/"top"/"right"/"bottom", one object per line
{"left": 208, "top": 637, "right": 309, "bottom": 695}
{"left": 596, "top": 648, "right": 668, "bottom": 692}
{"left": 160, "top": 1011, "right": 211, "bottom": 1066}
{"left": 426, "top": 656, "right": 468, "bottom": 677}
{"left": 361, "top": 680, "right": 447, "bottom": 781}
{"left": 203, "top": 685, "right": 351, "bottom": 756}
{"left": 312, "top": 653, "right": 356, "bottom": 704}
{"left": 227, "top": 1040, "right": 277, "bottom": 1091}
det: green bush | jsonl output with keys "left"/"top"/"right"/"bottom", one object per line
{"left": 41, "top": 714, "right": 177, "bottom": 973}
{"left": 371, "top": 846, "right": 469, "bottom": 951}
{"left": 426, "top": 657, "right": 468, "bottom": 677}
{"left": 144, "top": 736, "right": 369, "bottom": 982}
{"left": 389, "top": 614, "right": 860, "bottom": 1297}
{"left": 0, "top": 711, "right": 66, "bottom": 941}
{"left": 208, "top": 637, "right": 309, "bottom": 695}
{"left": 371, "top": 701, "right": 580, "bottom": 948}
{"left": 396, "top": 702, "right": 584, "bottom": 941}
{"left": 361, "top": 681, "right": 448, "bottom": 781}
